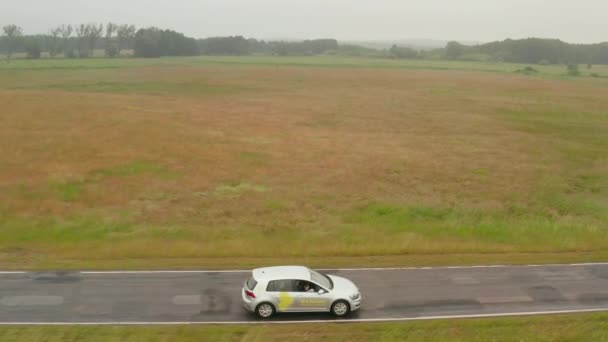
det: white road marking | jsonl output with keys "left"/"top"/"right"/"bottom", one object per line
{"left": 80, "top": 270, "right": 251, "bottom": 274}
{"left": 0, "top": 262, "right": 607, "bottom": 275}
{"left": 0, "top": 308, "right": 607, "bottom": 325}
{"left": 322, "top": 262, "right": 608, "bottom": 272}
{"left": 1, "top": 296, "right": 64, "bottom": 307}
{"left": 0, "top": 272, "right": 27, "bottom": 274}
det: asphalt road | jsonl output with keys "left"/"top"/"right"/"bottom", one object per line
{"left": 2, "top": 264, "right": 608, "bottom": 324}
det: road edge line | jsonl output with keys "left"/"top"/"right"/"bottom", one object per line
{"left": 1, "top": 308, "right": 607, "bottom": 325}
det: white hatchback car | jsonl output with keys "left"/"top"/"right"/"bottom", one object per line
{"left": 242, "top": 266, "right": 362, "bottom": 318}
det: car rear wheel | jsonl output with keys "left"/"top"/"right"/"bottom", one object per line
{"left": 256, "top": 303, "right": 275, "bottom": 319}
{"left": 331, "top": 300, "right": 350, "bottom": 317}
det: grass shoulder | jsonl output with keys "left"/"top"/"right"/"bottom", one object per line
{"left": 1, "top": 312, "right": 607, "bottom": 341}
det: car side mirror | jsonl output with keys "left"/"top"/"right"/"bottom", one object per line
{"left": 318, "top": 289, "right": 327, "bottom": 295}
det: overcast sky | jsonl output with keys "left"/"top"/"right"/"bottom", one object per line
{"left": 3, "top": 0, "right": 607, "bottom": 43}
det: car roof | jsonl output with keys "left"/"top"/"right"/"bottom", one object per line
{"left": 252, "top": 266, "right": 311, "bottom": 281}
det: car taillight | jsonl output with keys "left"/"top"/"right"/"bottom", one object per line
{"left": 245, "top": 290, "right": 256, "bottom": 299}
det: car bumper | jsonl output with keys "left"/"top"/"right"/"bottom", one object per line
{"left": 350, "top": 296, "right": 362, "bottom": 311}
{"left": 241, "top": 289, "right": 255, "bottom": 313}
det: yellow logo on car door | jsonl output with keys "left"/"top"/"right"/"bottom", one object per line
{"left": 278, "top": 292, "right": 294, "bottom": 310}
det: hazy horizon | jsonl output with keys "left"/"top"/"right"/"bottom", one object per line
{"left": 3, "top": 0, "right": 608, "bottom": 44}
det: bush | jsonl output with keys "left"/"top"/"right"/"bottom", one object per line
{"left": 567, "top": 64, "right": 580, "bottom": 76}
{"left": 515, "top": 66, "right": 538, "bottom": 75}
{"left": 105, "top": 44, "right": 119, "bottom": 58}
{"left": 590, "top": 73, "right": 600, "bottom": 78}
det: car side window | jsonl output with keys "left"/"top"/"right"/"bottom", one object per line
{"left": 266, "top": 280, "right": 279, "bottom": 292}
{"left": 296, "top": 280, "right": 320, "bottom": 292}
{"left": 266, "top": 279, "right": 298, "bottom": 292}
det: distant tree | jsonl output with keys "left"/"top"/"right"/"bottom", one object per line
{"left": 75, "top": 24, "right": 89, "bottom": 57}
{"left": 460, "top": 38, "right": 608, "bottom": 65}
{"left": 269, "top": 39, "right": 339, "bottom": 56}
{"left": 134, "top": 28, "right": 165, "bottom": 57}
{"left": 335, "top": 44, "right": 386, "bottom": 58}
{"left": 2, "top": 25, "right": 23, "bottom": 60}
{"left": 59, "top": 25, "right": 74, "bottom": 58}
{"left": 24, "top": 39, "right": 41, "bottom": 59}
{"left": 134, "top": 27, "right": 198, "bottom": 57}
{"left": 389, "top": 44, "right": 398, "bottom": 57}
{"left": 445, "top": 41, "right": 464, "bottom": 60}
{"left": 308, "top": 39, "right": 338, "bottom": 54}
{"left": 116, "top": 24, "right": 136, "bottom": 55}
{"left": 87, "top": 23, "right": 103, "bottom": 57}
{"left": 48, "top": 27, "right": 63, "bottom": 57}
{"left": 248, "top": 38, "right": 270, "bottom": 54}
{"left": 200, "top": 36, "right": 250, "bottom": 55}
{"left": 105, "top": 22, "right": 118, "bottom": 57}
{"left": 389, "top": 45, "right": 419, "bottom": 59}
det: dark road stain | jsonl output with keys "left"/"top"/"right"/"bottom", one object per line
{"left": 509, "top": 273, "right": 541, "bottom": 283}
{"left": 525, "top": 286, "right": 566, "bottom": 303}
{"left": 30, "top": 272, "right": 81, "bottom": 283}
{"left": 199, "top": 289, "right": 232, "bottom": 314}
{"left": 384, "top": 299, "right": 483, "bottom": 313}
{"left": 589, "top": 266, "right": 608, "bottom": 280}
{"left": 578, "top": 293, "right": 608, "bottom": 305}
{"left": 113, "top": 301, "right": 149, "bottom": 317}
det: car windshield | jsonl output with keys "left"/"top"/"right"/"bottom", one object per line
{"left": 310, "top": 269, "right": 333, "bottom": 290}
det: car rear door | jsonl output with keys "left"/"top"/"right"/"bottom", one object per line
{"left": 266, "top": 279, "right": 300, "bottom": 312}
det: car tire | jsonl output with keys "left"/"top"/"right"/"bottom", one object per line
{"left": 331, "top": 300, "right": 350, "bottom": 317}
{"left": 255, "top": 302, "right": 276, "bottom": 319}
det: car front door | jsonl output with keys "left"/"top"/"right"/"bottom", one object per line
{"left": 293, "top": 280, "right": 331, "bottom": 312}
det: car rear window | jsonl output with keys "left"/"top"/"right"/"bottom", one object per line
{"left": 246, "top": 276, "right": 258, "bottom": 290}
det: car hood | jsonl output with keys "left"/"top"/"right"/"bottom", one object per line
{"left": 328, "top": 275, "right": 359, "bottom": 294}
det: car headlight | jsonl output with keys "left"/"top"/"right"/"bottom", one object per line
{"left": 350, "top": 293, "right": 360, "bottom": 300}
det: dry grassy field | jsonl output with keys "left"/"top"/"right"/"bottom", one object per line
{"left": 1, "top": 56, "right": 607, "bottom": 269}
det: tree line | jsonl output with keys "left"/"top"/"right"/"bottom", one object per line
{"left": 443, "top": 38, "right": 608, "bottom": 65}
{"left": 1, "top": 23, "right": 137, "bottom": 59}
{"left": 0, "top": 24, "right": 343, "bottom": 59}
{"left": 197, "top": 37, "right": 340, "bottom": 56}
{"left": 3, "top": 24, "right": 608, "bottom": 65}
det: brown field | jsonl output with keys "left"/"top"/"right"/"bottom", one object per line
{"left": 0, "top": 57, "right": 607, "bottom": 269}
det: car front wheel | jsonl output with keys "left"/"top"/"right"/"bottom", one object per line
{"left": 256, "top": 303, "right": 275, "bottom": 319}
{"left": 331, "top": 300, "right": 350, "bottom": 317}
